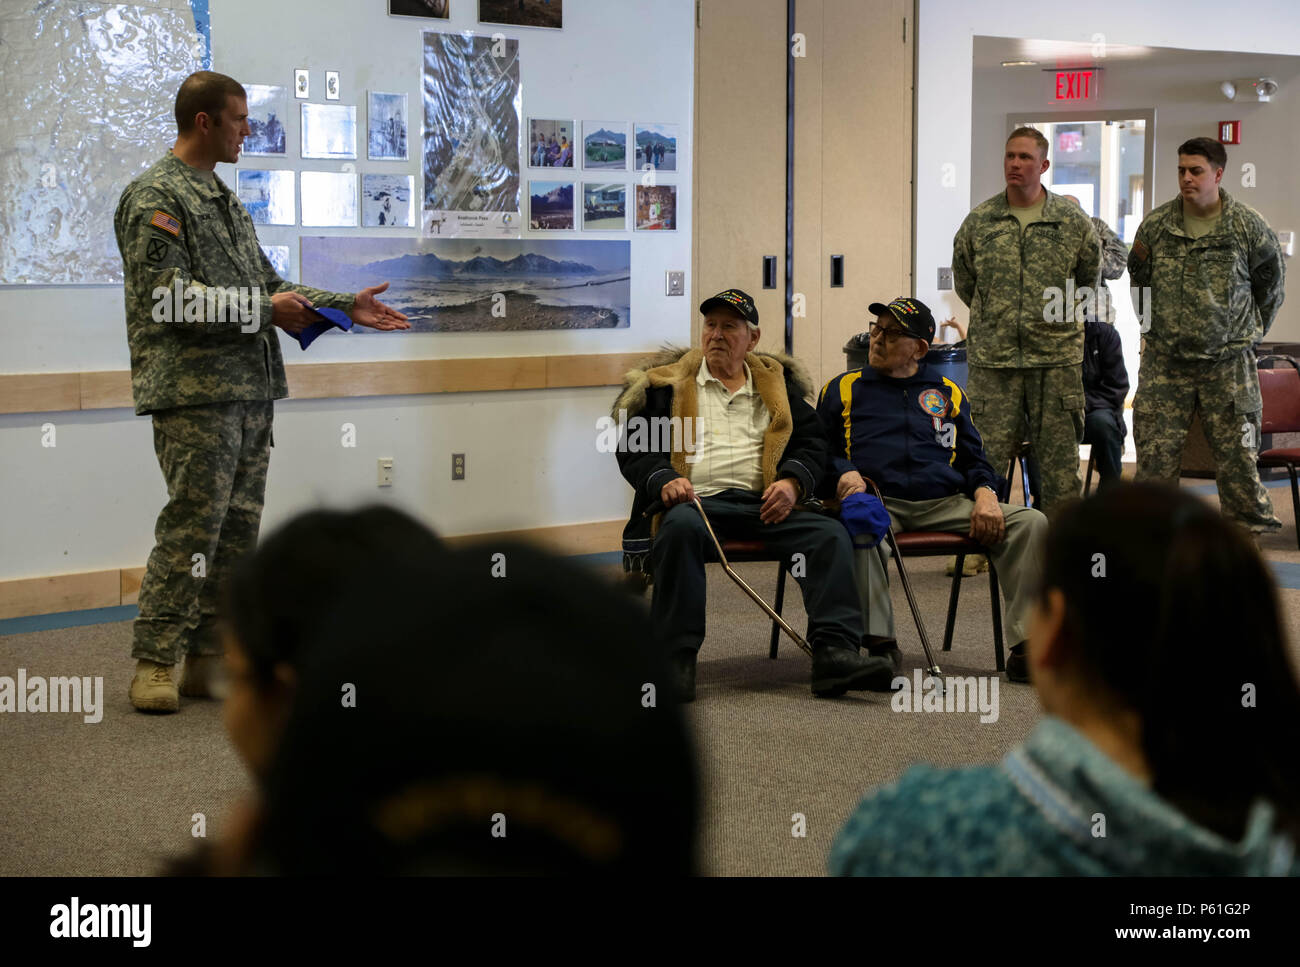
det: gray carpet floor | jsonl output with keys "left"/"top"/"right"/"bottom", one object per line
{"left": 4, "top": 480, "right": 1300, "bottom": 877}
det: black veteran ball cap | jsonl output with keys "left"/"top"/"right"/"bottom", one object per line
{"left": 700, "top": 288, "right": 759, "bottom": 327}
{"left": 868, "top": 297, "right": 936, "bottom": 342}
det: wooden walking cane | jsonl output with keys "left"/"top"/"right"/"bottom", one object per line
{"left": 860, "top": 478, "right": 945, "bottom": 683}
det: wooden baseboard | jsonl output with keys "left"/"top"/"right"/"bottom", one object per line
{"left": 0, "top": 570, "right": 122, "bottom": 622}
{"left": 0, "top": 520, "right": 625, "bottom": 622}
{"left": 442, "top": 519, "right": 624, "bottom": 557}
{"left": 1, "top": 352, "right": 649, "bottom": 415}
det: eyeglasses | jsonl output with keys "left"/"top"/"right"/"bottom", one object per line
{"left": 867, "top": 321, "right": 915, "bottom": 343}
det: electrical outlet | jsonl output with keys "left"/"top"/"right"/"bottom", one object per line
{"left": 378, "top": 458, "right": 393, "bottom": 487}
{"left": 666, "top": 271, "right": 685, "bottom": 296}
{"left": 452, "top": 453, "right": 465, "bottom": 480}
{"left": 937, "top": 267, "right": 954, "bottom": 290}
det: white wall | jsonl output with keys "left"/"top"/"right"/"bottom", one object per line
{"left": 916, "top": 0, "right": 1300, "bottom": 330}
{"left": 0, "top": 0, "right": 695, "bottom": 582}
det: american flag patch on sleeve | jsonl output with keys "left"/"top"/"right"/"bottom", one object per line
{"left": 149, "top": 210, "right": 181, "bottom": 237}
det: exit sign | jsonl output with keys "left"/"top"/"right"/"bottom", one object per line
{"left": 1053, "top": 68, "right": 1101, "bottom": 101}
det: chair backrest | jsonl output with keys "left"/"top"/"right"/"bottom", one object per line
{"left": 1259, "top": 364, "right": 1300, "bottom": 435}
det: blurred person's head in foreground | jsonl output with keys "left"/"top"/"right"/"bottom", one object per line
{"left": 221, "top": 506, "right": 445, "bottom": 780}
{"left": 1030, "top": 483, "right": 1300, "bottom": 842}
{"left": 226, "top": 511, "right": 696, "bottom": 875}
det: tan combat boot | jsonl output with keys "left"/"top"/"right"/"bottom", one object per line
{"left": 130, "top": 660, "right": 179, "bottom": 713}
{"left": 179, "top": 654, "right": 226, "bottom": 699}
{"left": 944, "top": 553, "right": 989, "bottom": 577}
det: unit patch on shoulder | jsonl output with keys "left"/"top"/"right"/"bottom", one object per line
{"left": 918, "top": 388, "right": 949, "bottom": 417}
{"left": 145, "top": 237, "right": 169, "bottom": 264}
{"left": 149, "top": 210, "right": 181, "bottom": 237}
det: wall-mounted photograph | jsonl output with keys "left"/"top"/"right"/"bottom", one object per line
{"left": 583, "top": 122, "right": 627, "bottom": 170}
{"left": 389, "top": 0, "right": 449, "bottom": 18}
{"left": 634, "top": 123, "right": 678, "bottom": 172}
{"left": 301, "top": 103, "right": 357, "bottom": 160}
{"left": 583, "top": 183, "right": 625, "bottom": 230}
{"left": 479, "top": 0, "right": 562, "bottom": 30}
{"left": 241, "top": 84, "right": 287, "bottom": 156}
{"left": 528, "top": 119, "right": 575, "bottom": 168}
{"left": 299, "top": 237, "right": 629, "bottom": 332}
{"left": 422, "top": 31, "right": 521, "bottom": 234}
{"left": 300, "top": 171, "right": 358, "bottom": 227}
{"left": 635, "top": 184, "right": 677, "bottom": 231}
{"left": 236, "top": 169, "right": 295, "bottom": 225}
{"left": 363, "top": 174, "right": 416, "bottom": 227}
{"left": 530, "top": 181, "right": 574, "bottom": 230}
{"left": 368, "top": 92, "right": 409, "bottom": 161}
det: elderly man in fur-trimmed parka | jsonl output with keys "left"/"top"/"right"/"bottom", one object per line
{"left": 612, "top": 289, "right": 894, "bottom": 702}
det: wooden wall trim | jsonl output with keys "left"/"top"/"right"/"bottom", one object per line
{"left": 0, "top": 353, "right": 648, "bottom": 416}
{"left": 3, "top": 520, "right": 625, "bottom": 621}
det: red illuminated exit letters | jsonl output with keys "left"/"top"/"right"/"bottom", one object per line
{"left": 1054, "top": 69, "right": 1100, "bottom": 101}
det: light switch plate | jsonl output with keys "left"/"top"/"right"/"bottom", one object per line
{"left": 666, "top": 271, "right": 685, "bottom": 296}
{"left": 1278, "top": 231, "right": 1294, "bottom": 257}
{"left": 937, "top": 266, "right": 954, "bottom": 290}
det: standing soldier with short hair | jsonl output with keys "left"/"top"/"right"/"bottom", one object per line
{"left": 952, "top": 127, "right": 1102, "bottom": 515}
{"left": 115, "top": 71, "right": 409, "bottom": 713}
{"left": 1128, "top": 137, "right": 1286, "bottom": 534}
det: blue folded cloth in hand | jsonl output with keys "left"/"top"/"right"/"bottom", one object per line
{"left": 291, "top": 306, "right": 353, "bottom": 350}
{"left": 839, "top": 492, "right": 891, "bottom": 549}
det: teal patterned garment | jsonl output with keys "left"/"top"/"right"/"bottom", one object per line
{"left": 829, "top": 717, "right": 1297, "bottom": 876}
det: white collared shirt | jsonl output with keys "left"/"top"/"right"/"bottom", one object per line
{"left": 690, "top": 358, "right": 770, "bottom": 497}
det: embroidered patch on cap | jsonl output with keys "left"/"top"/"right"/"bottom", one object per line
{"left": 149, "top": 210, "right": 181, "bottom": 237}
{"left": 918, "top": 388, "right": 949, "bottom": 416}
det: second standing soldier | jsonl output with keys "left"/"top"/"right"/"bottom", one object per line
{"left": 1128, "top": 136, "right": 1286, "bottom": 534}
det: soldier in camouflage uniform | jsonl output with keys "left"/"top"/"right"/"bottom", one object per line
{"left": 115, "top": 71, "right": 409, "bottom": 712}
{"left": 952, "top": 127, "right": 1102, "bottom": 516}
{"left": 1129, "top": 137, "right": 1286, "bottom": 533}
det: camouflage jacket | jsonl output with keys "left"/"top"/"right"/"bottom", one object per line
{"left": 114, "top": 152, "right": 355, "bottom": 415}
{"left": 1128, "top": 189, "right": 1286, "bottom": 362}
{"left": 952, "top": 189, "right": 1102, "bottom": 368}
{"left": 1090, "top": 216, "right": 1127, "bottom": 324}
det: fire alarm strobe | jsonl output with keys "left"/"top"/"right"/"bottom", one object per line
{"left": 1219, "top": 120, "right": 1241, "bottom": 145}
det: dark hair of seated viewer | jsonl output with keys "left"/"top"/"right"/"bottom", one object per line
{"left": 1040, "top": 483, "right": 1300, "bottom": 842}
{"left": 228, "top": 511, "right": 698, "bottom": 875}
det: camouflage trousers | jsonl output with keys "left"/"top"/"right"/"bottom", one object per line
{"left": 132, "top": 401, "right": 273, "bottom": 665}
{"left": 966, "top": 365, "right": 1085, "bottom": 515}
{"left": 1134, "top": 348, "right": 1280, "bottom": 533}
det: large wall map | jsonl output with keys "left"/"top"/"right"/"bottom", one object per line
{"left": 0, "top": 1, "right": 211, "bottom": 285}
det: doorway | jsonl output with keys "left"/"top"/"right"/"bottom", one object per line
{"left": 1008, "top": 110, "right": 1156, "bottom": 466}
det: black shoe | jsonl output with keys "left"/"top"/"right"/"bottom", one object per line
{"left": 864, "top": 635, "right": 903, "bottom": 679}
{"left": 672, "top": 650, "right": 697, "bottom": 703}
{"left": 811, "top": 644, "right": 895, "bottom": 697}
{"left": 1005, "top": 642, "right": 1030, "bottom": 683}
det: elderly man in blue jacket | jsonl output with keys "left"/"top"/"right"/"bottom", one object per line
{"left": 816, "top": 297, "right": 1048, "bottom": 683}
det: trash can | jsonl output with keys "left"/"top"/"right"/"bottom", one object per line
{"left": 924, "top": 343, "right": 968, "bottom": 388}
{"left": 842, "top": 332, "right": 871, "bottom": 371}
{"left": 842, "top": 336, "right": 968, "bottom": 386}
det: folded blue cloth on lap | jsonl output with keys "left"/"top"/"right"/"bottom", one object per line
{"left": 839, "top": 492, "right": 890, "bottom": 549}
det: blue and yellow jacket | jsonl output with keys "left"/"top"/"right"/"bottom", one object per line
{"left": 815, "top": 362, "right": 1000, "bottom": 501}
